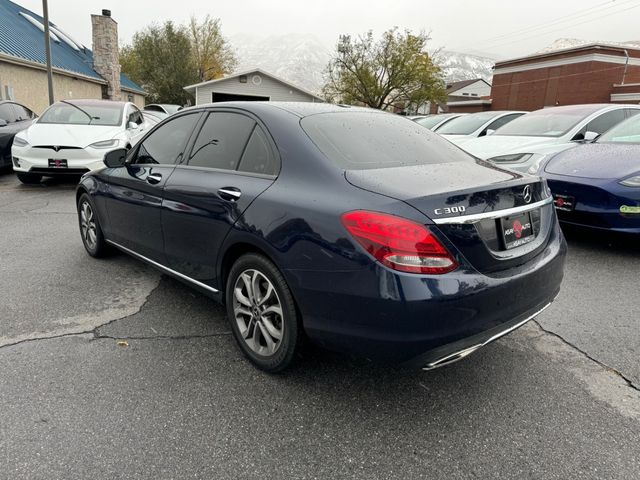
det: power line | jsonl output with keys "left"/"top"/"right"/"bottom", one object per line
{"left": 478, "top": 1, "right": 640, "bottom": 51}
{"left": 475, "top": 0, "right": 634, "bottom": 46}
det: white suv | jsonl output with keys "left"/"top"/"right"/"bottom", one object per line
{"left": 460, "top": 104, "right": 640, "bottom": 174}
{"left": 12, "top": 99, "right": 148, "bottom": 184}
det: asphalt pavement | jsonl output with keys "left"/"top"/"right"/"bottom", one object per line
{"left": 0, "top": 171, "right": 638, "bottom": 480}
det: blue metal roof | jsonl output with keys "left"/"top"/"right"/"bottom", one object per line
{"left": 0, "top": 0, "right": 145, "bottom": 94}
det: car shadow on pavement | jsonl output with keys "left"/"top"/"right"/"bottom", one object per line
{"left": 561, "top": 224, "right": 640, "bottom": 254}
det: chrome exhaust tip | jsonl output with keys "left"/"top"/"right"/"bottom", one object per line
{"left": 422, "top": 344, "right": 482, "bottom": 370}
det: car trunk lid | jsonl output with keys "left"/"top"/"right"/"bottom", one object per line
{"left": 346, "top": 161, "right": 554, "bottom": 275}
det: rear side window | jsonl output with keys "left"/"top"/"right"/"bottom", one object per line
{"left": 188, "top": 112, "right": 255, "bottom": 170}
{"left": 133, "top": 113, "right": 200, "bottom": 165}
{"left": 237, "top": 126, "right": 278, "bottom": 176}
{"left": 301, "top": 112, "right": 472, "bottom": 170}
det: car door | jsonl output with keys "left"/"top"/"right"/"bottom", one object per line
{"left": 104, "top": 111, "right": 202, "bottom": 262}
{"left": 161, "top": 109, "right": 279, "bottom": 287}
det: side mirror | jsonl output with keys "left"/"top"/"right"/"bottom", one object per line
{"left": 104, "top": 148, "right": 128, "bottom": 168}
{"left": 486, "top": 129, "right": 496, "bottom": 136}
{"left": 128, "top": 121, "right": 138, "bottom": 130}
{"left": 584, "top": 131, "right": 599, "bottom": 142}
{"left": 0, "top": 119, "right": 7, "bottom": 127}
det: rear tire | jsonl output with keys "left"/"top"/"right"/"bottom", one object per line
{"left": 77, "top": 193, "right": 108, "bottom": 258}
{"left": 16, "top": 172, "right": 42, "bottom": 184}
{"left": 226, "top": 253, "right": 301, "bottom": 372}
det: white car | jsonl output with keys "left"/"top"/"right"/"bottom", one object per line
{"left": 12, "top": 99, "right": 148, "bottom": 184}
{"left": 434, "top": 110, "right": 525, "bottom": 146}
{"left": 460, "top": 104, "right": 640, "bottom": 174}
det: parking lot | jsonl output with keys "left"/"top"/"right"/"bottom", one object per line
{"left": 0, "top": 171, "right": 639, "bottom": 479}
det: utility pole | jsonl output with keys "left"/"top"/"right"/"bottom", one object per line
{"left": 42, "top": 0, "right": 54, "bottom": 105}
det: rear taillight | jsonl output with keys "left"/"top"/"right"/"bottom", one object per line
{"left": 341, "top": 211, "right": 458, "bottom": 274}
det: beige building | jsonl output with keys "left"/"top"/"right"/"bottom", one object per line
{"left": 0, "top": 1, "right": 145, "bottom": 115}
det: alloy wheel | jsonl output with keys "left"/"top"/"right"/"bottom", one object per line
{"left": 80, "top": 201, "right": 97, "bottom": 250}
{"left": 232, "top": 269, "right": 284, "bottom": 357}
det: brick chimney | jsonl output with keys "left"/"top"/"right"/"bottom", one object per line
{"left": 91, "top": 9, "right": 121, "bottom": 100}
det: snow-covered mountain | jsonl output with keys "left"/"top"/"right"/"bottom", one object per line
{"left": 435, "top": 50, "right": 495, "bottom": 82}
{"left": 230, "top": 34, "right": 331, "bottom": 94}
{"left": 229, "top": 34, "right": 497, "bottom": 93}
{"left": 536, "top": 38, "right": 640, "bottom": 54}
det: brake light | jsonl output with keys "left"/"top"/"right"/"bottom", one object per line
{"left": 341, "top": 211, "right": 458, "bottom": 274}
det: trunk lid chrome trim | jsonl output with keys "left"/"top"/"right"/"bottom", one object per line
{"left": 432, "top": 197, "right": 553, "bottom": 224}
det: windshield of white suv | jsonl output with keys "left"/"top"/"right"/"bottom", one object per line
{"left": 38, "top": 102, "right": 124, "bottom": 127}
{"left": 494, "top": 105, "right": 605, "bottom": 137}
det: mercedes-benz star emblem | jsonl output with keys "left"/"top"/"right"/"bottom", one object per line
{"left": 522, "top": 185, "right": 532, "bottom": 204}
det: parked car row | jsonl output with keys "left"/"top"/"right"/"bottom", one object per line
{"left": 417, "top": 104, "right": 640, "bottom": 234}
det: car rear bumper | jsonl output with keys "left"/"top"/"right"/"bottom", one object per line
{"left": 285, "top": 225, "right": 566, "bottom": 366}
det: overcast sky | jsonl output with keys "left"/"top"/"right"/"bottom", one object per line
{"left": 14, "top": 0, "right": 640, "bottom": 59}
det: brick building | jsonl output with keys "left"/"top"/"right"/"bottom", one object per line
{"left": 490, "top": 44, "right": 640, "bottom": 111}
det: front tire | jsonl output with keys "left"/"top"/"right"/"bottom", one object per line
{"left": 226, "top": 253, "right": 301, "bottom": 372}
{"left": 77, "top": 193, "right": 108, "bottom": 258}
{"left": 16, "top": 172, "right": 42, "bottom": 184}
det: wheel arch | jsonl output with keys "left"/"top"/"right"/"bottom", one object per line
{"left": 219, "top": 241, "right": 275, "bottom": 302}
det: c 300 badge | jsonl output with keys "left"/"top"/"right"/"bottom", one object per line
{"left": 434, "top": 206, "right": 466, "bottom": 215}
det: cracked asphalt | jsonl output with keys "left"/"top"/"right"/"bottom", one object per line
{"left": 0, "top": 172, "right": 639, "bottom": 479}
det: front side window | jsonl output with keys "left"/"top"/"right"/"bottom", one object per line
{"left": 584, "top": 109, "right": 626, "bottom": 135}
{"left": 485, "top": 113, "right": 523, "bottom": 133}
{"left": 39, "top": 102, "right": 124, "bottom": 126}
{"left": 12, "top": 104, "right": 35, "bottom": 121}
{"left": 133, "top": 113, "right": 200, "bottom": 165}
{"left": 188, "top": 112, "right": 256, "bottom": 170}
{"left": 127, "top": 106, "right": 144, "bottom": 126}
{"left": 436, "top": 112, "right": 504, "bottom": 135}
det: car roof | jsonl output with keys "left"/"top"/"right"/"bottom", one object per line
{"left": 55, "top": 99, "right": 129, "bottom": 107}
{"left": 183, "top": 101, "right": 379, "bottom": 118}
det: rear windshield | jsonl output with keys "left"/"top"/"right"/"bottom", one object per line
{"left": 39, "top": 102, "right": 123, "bottom": 126}
{"left": 598, "top": 113, "right": 640, "bottom": 143}
{"left": 301, "top": 112, "right": 473, "bottom": 170}
{"left": 435, "top": 111, "right": 502, "bottom": 135}
{"left": 494, "top": 105, "right": 604, "bottom": 137}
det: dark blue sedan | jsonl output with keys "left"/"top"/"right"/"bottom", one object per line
{"left": 541, "top": 114, "right": 640, "bottom": 234}
{"left": 76, "top": 102, "right": 566, "bottom": 372}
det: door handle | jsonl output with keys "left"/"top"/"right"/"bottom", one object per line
{"left": 147, "top": 172, "right": 162, "bottom": 184}
{"left": 218, "top": 187, "right": 241, "bottom": 201}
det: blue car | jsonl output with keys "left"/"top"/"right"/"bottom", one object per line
{"left": 76, "top": 102, "right": 566, "bottom": 372}
{"left": 541, "top": 113, "right": 640, "bottom": 234}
